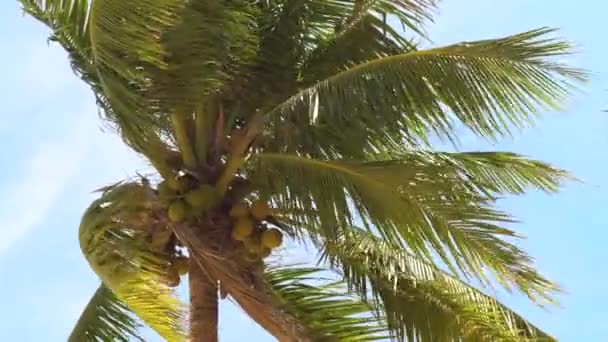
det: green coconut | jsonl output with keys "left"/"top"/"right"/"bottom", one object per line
{"left": 244, "top": 251, "right": 259, "bottom": 263}
{"left": 185, "top": 185, "right": 219, "bottom": 211}
{"left": 250, "top": 200, "right": 271, "bottom": 220}
{"left": 231, "top": 217, "right": 254, "bottom": 241}
{"left": 165, "top": 267, "right": 181, "bottom": 288}
{"left": 243, "top": 236, "right": 264, "bottom": 255}
{"left": 157, "top": 181, "right": 178, "bottom": 201}
{"left": 173, "top": 256, "right": 189, "bottom": 276}
{"left": 229, "top": 202, "right": 249, "bottom": 218}
{"left": 168, "top": 200, "right": 189, "bottom": 223}
{"left": 259, "top": 247, "right": 272, "bottom": 259}
{"left": 261, "top": 228, "right": 283, "bottom": 249}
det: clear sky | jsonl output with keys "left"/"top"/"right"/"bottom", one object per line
{"left": 0, "top": 1, "right": 606, "bottom": 341}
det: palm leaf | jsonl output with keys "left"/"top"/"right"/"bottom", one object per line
{"left": 228, "top": 0, "right": 432, "bottom": 126}
{"left": 300, "top": 0, "right": 437, "bottom": 83}
{"left": 67, "top": 284, "right": 143, "bottom": 342}
{"left": 258, "top": 28, "right": 586, "bottom": 159}
{"left": 301, "top": 14, "right": 417, "bottom": 84}
{"left": 79, "top": 182, "right": 186, "bottom": 342}
{"left": 249, "top": 151, "right": 567, "bottom": 300}
{"left": 317, "top": 227, "right": 556, "bottom": 341}
{"left": 19, "top": 0, "right": 178, "bottom": 178}
{"left": 265, "top": 265, "right": 388, "bottom": 341}
{"left": 19, "top": 0, "right": 94, "bottom": 86}
{"left": 89, "top": 0, "right": 258, "bottom": 118}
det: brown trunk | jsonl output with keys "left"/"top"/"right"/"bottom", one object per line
{"left": 230, "top": 292, "right": 310, "bottom": 342}
{"left": 189, "top": 260, "right": 219, "bottom": 342}
{"left": 173, "top": 222, "right": 311, "bottom": 341}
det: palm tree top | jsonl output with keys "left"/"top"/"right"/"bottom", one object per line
{"left": 18, "top": 0, "right": 585, "bottom": 341}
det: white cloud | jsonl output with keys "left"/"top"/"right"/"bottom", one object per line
{"left": 0, "top": 113, "right": 93, "bottom": 253}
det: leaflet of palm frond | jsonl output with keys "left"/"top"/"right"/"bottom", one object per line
{"left": 19, "top": 0, "right": 176, "bottom": 174}
{"left": 90, "top": 0, "right": 258, "bottom": 121}
{"left": 68, "top": 284, "right": 144, "bottom": 342}
{"left": 266, "top": 266, "right": 389, "bottom": 341}
{"left": 318, "top": 228, "right": 556, "bottom": 341}
{"left": 249, "top": 152, "right": 567, "bottom": 298}
{"left": 297, "top": 0, "right": 431, "bottom": 84}
{"left": 301, "top": 14, "right": 417, "bottom": 86}
{"left": 235, "top": 0, "right": 324, "bottom": 120}
{"left": 19, "top": 0, "right": 92, "bottom": 77}
{"left": 257, "top": 29, "right": 586, "bottom": 159}
{"left": 79, "top": 193, "right": 186, "bottom": 341}
{"left": 169, "top": 222, "right": 317, "bottom": 341}
{"left": 234, "top": 0, "right": 429, "bottom": 126}
{"left": 154, "top": 0, "right": 258, "bottom": 113}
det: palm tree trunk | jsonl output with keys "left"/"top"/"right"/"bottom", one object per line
{"left": 189, "top": 261, "right": 218, "bottom": 342}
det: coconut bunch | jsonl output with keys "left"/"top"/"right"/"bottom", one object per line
{"left": 229, "top": 200, "right": 284, "bottom": 263}
{"left": 156, "top": 174, "right": 221, "bottom": 223}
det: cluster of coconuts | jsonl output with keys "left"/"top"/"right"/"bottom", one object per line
{"left": 156, "top": 177, "right": 217, "bottom": 287}
{"left": 157, "top": 178, "right": 220, "bottom": 223}
{"left": 229, "top": 200, "right": 283, "bottom": 263}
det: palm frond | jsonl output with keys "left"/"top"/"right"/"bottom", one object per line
{"left": 19, "top": 0, "right": 91, "bottom": 70}
{"left": 249, "top": 151, "right": 567, "bottom": 300}
{"left": 265, "top": 265, "right": 388, "bottom": 341}
{"left": 79, "top": 182, "right": 186, "bottom": 342}
{"left": 19, "top": 0, "right": 178, "bottom": 177}
{"left": 228, "top": 0, "right": 432, "bottom": 126}
{"left": 299, "top": 0, "right": 437, "bottom": 83}
{"left": 67, "top": 284, "right": 143, "bottom": 342}
{"left": 317, "top": 227, "right": 556, "bottom": 341}
{"left": 259, "top": 28, "right": 586, "bottom": 159}
{"left": 301, "top": 14, "right": 417, "bottom": 84}
{"left": 89, "top": 0, "right": 257, "bottom": 117}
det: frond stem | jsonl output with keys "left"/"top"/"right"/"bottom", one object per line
{"left": 195, "top": 99, "right": 213, "bottom": 166}
{"left": 171, "top": 112, "right": 197, "bottom": 170}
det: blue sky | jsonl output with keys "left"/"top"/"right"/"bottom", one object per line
{"left": 0, "top": 1, "right": 607, "bottom": 341}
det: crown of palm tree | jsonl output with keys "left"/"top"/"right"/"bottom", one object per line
{"left": 19, "top": 0, "right": 585, "bottom": 341}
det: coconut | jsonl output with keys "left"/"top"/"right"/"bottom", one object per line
{"left": 168, "top": 200, "right": 189, "bottom": 223}
{"left": 259, "top": 247, "right": 272, "bottom": 259}
{"left": 250, "top": 200, "right": 271, "bottom": 220}
{"left": 244, "top": 251, "right": 259, "bottom": 263}
{"left": 165, "top": 267, "right": 181, "bottom": 287}
{"left": 243, "top": 237, "right": 263, "bottom": 255}
{"left": 185, "top": 184, "right": 219, "bottom": 210}
{"left": 231, "top": 217, "right": 254, "bottom": 241}
{"left": 229, "top": 202, "right": 249, "bottom": 218}
{"left": 173, "top": 256, "right": 189, "bottom": 276}
{"left": 157, "top": 181, "right": 178, "bottom": 201}
{"left": 261, "top": 228, "right": 283, "bottom": 249}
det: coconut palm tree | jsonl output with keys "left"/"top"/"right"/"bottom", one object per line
{"left": 19, "top": 0, "right": 585, "bottom": 341}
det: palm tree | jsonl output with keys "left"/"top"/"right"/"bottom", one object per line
{"left": 19, "top": 0, "right": 585, "bottom": 341}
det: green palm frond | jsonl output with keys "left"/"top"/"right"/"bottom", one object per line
{"left": 19, "top": 0, "right": 93, "bottom": 82}
{"left": 300, "top": 0, "right": 437, "bottom": 83}
{"left": 266, "top": 266, "right": 388, "bottom": 341}
{"left": 317, "top": 227, "right": 556, "bottom": 341}
{"left": 250, "top": 151, "right": 567, "bottom": 299}
{"left": 89, "top": 0, "right": 258, "bottom": 118}
{"left": 19, "top": 0, "right": 178, "bottom": 177}
{"left": 68, "top": 284, "right": 143, "bottom": 342}
{"left": 79, "top": 182, "right": 186, "bottom": 342}
{"left": 259, "top": 28, "right": 586, "bottom": 159}
{"left": 228, "top": 0, "right": 433, "bottom": 126}
{"left": 301, "top": 14, "right": 417, "bottom": 84}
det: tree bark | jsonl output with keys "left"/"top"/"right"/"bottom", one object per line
{"left": 189, "top": 260, "right": 219, "bottom": 342}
